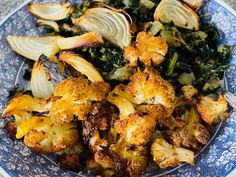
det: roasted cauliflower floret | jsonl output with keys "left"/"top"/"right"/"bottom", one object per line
{"left": 16, "top": 116, "right": 79, "bottom": 153}
{"left": 181, "top": 85, "right": 198, "bottom": 100}
{"left": 197, "top": 94, "right": 229, "bottom": 125}
{"left": 110, "top": 138, "right": 148, "bottom": 177}
{"left": 136, "top": 32, "right": 168, "bottom": 65}
{"left": 54, "top": 77, "right": 110, "bottom": 101}
{"left": 114, "top": 105, "right": 164, "bottom": 146}
{"left": 108, "top": 87, "right": 166, "bottom": 146}
{"left": 54, "top": 77, "right": 89, "bottom": 99}
{"left": 167, "top": 127, "right": 208, "bottom": 151}
{"left": 166, "top": 98, "right": 210, "bottom": 150}
{"left": 124, "top": 32, "right": 168, "bottom": 67}
{"left": 126, "top": 68, "right": 175, "bottom": 117}
{"left": 111, "top": 69, "right": 175, "bottom": 118}
{"left": 50, "top": 77, "right": 110, "bottom": 125}
{"left": 50, "top": 98, "right": 90, "bottom": 125}
{"left": 2, "top": 95, "right": 52, "bottom": 125}
{"left": 167, "top": 129, "right": 198, "bottom": 150}
{"left": 151, "top": 137, "right": 195, "bottom": 168}
{"left": 124, "top": 46, "right": 140, "bottom": 67}
{"left": 114, "top": 113, "right": 155, "bottom": 146}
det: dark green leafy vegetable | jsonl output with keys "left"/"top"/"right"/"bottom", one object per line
{"left": 160, "top": 23, "right": 232, "bottom": 93}
{"left": 72, "top": 1, "right": 91, "bottom": 18}
{"left": 76, "top": 45, "right": 131, "bottom": 82}
{"left": 167, "top": 49, "right": 178, "bottom": 76}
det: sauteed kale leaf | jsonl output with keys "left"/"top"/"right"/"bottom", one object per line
{"left": 77, "top": 45, "right": 132, "bottom": 82}
{"left": 159, "top": 23, "right": 233, "bottom": 93}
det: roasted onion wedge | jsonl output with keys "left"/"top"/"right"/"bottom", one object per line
{"left": 36, "top": 19, "right": 60, "bottom": 32}
{"left": 182, "top": 0, "right": 203, "bottom": 10}
{"left": 73, "top": 8, "right": 131, "bottom": 49}
{"left": 7, "top": 36, "right": 61, "bottom": 60}
{"left": 57, "top": 32, "right": 104, "bottom": 50}
{"left": 28, "top": 1, "right": 74, "bottom": 20}
{"left": 59, "top": 52, "right": 104, "bottom": 82}
{"left": 31, "top": 59, "right": 54, "bottom": 98}
{"left": 2, "top": 95, "right": 52, "bottom": 119}
{"left": 154, "top": 0, "right": 199, "bottom": 30}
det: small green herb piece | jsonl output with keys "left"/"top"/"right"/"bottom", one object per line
{"left": 72, "top": 1, "right": 90, "bottom": 19}
{"left": 167, "top": 50, "right": 178, "bottom": 76}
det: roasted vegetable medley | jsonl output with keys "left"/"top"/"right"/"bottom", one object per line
{"left": 1, "top": 0, "right": 232, "bottom": 176}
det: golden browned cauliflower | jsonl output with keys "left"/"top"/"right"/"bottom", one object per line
{"left": 126, "top": 68, "right": 175, "bottom": 117}
{"left": 16, "top": 116, "right": 79, "bottom": 153}
{"left": 124, "top": 32, "right": 168, "bottom": 67}
{"left": 197, "top": 94, "right": 229, "bottom": 125}
{"left": 166, "top": 98, "right": 210, "bottom": 150}
{"left": 110, "top": 138, "right": 148, "bottom": 177}
{"left": 123, "top": 46, "right": 140, "bottom": 67}
{"left": 107, "top": 83, "right": 166, "bottom": 146}
{"left": 151, "top": 137, "right": 195, "bottom": 168}
{"left": 114, "top": 105, "right": 164, "bottom": 146}
{"left": 109, "top": 69, "right": 175, "bottom": 118}
{"left": 50, "top": 77, "right": 110, "bottom": 125}
{"left": 2, "top": 95, "right": 52, "bottom": 126}
{"left": 181, "top": 85, "right": 198, "bottom": 100}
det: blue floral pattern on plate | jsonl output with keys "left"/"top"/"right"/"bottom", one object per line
{"left": 0, "top": 0, "right": 235, "bottom": 176}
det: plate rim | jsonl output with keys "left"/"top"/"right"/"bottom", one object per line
{"left": 0, "top": 0, "right": 235, "bottom": 177}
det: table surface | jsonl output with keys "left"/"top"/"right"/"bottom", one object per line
{"left": 0, "top": 0, "right": 235, "bottom": 177}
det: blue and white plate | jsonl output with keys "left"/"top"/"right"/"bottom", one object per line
{"left": 0, "top": 0, "right": 236, "bottom": 177}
